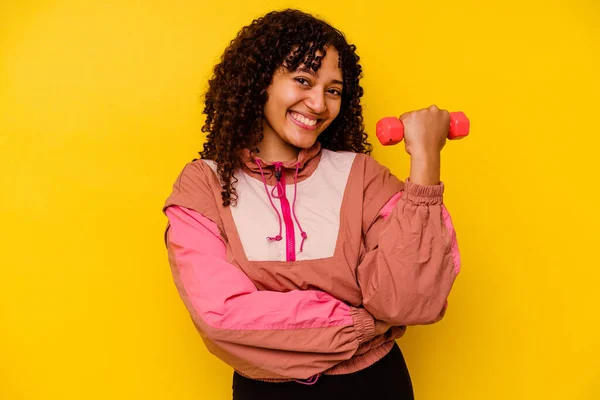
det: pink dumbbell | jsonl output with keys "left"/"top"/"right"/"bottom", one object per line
{"left": 376, "top": 111, "right": 470, "bottom": 146}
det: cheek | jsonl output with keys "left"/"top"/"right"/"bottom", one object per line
{"left": 264, "top": 95, "right": 283, "bottom": 122}
{"left": 279, "top": 90, "right": 303, "bottom": 110}
{"left": 266, "top": 90, "right": 297, "bottom": 118}
{"left": 328, "top": 100, "right": 342, "bottom": 120}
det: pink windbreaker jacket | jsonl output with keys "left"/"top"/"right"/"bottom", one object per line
{"left": 162, "top": 141, "right": 461, "bottom": 382}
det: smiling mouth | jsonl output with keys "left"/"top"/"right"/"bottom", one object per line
{"left": 288, "top": 111, "right": 323, "bottom": 130}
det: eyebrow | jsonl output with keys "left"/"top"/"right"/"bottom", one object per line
{"left": 296, "top": 67, "right": 343, "bottom": 86}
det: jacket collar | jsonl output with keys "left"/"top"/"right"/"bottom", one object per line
{"left": 239, "top": 141, "right": 322, "bottom": 183}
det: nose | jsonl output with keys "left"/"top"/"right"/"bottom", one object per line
{"left": 304, "top": 88, "right": 327, "bottom": 114}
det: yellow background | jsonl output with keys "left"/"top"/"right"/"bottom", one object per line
{"left": 1, "top": 1, "right": 599, "bottom": 399}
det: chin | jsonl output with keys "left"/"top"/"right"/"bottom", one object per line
{"left": 287, "top": 135, "right": 319, "bottom": 150}
{"left": 284, "top": 127, "right": 326, "bottom": 150}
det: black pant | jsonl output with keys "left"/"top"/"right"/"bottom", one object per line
{"left": 232, "top": 342, "right": 414, "bottom": 400}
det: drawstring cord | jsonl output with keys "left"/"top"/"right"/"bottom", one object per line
{"left": 291, "top": 162, "right": 308, "bottom": 252}
{"left": 255, "top": 160, "right": 282, "bottom": 242}
{"left": 295, "top": 373, "right": 321, "bottom": 385}
{"left": 254, "top": 160, "right": 308, "bottom": 253}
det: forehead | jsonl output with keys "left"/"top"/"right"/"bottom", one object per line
{"left": 296, "top": 48, "right": 343, "bottom": 81}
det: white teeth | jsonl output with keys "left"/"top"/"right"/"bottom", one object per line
{"left": 290, "top": 112, "right": 317, "bottom": 127}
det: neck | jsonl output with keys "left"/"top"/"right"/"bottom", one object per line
{"left": 255, "top": 127, "right": 300, "bottom": 163}
{"left": 255, "top": 145, "right": 299, "bottom": 163}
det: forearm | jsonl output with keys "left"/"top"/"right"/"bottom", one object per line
{"left": 409, "top": 151, "right": 441, "bottom": 186}
{"left": 165, "top": 205, "right": 376, "bottom": 379}
{"left": 358, "top": 181, "right": 460, "bottom": 326}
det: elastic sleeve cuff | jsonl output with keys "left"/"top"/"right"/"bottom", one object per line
{"left": 404, "top": 179, "right": 445, "bottom": 205}
{"left": 351, "top": 307, "right": 376, "bottom": 343}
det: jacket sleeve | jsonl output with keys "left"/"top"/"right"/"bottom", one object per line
{"left": 164, "top": 204, "right": 376, "bottom": 380}
{"left": 356, "top": 156, "right": 461, "bottom": 327}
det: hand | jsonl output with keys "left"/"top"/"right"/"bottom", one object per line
{"left": 374, "top": 320, "right": 391, "bottom": 336}
{"left": 400, "top": 105, "right": 449, "bottom": 185}
{"left": 399, "top": 105, "right": 449, "bottom": 158}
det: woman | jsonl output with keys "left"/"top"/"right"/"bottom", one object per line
{"left": 162, "top": 8, "right": 460, "bottom": 399}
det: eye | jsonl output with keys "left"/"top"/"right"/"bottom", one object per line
{"left": 328, "top": 88, "right": 342, "bottom": 97}
{"left": 294, "top": 77, "right": 311, "bottom": 86}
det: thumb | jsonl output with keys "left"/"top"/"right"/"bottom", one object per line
{"left": 398, "top": 111, "right": 409, "bottom": 121}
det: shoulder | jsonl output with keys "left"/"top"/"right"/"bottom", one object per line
{"left": 318, "top": 149, "right": 357, "bottom": 175}
{"left": 350, "top": 153, "right": 404, "bottom": 190}
{"left": 318, "top": 150, "right": 403, "bottom": 190}
{"left": 353, "top": 152, "right": 389, "bottom": 173}
{"left": 167, "top": 158, "right": 224, "bottom": 201}
{"left": 163, "top": 158, "right": 223, "bottom": 223}
{"left": 175, "top": 158, "right": 219, "bottom": 186}
{"left": 321, "top": 148, "right": 357, "bottom": 163}
{"left": 351, "top": 153, "right": 405, "bottom": 229}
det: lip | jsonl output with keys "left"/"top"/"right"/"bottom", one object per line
{"left": 288, "top": 111, "right": 321, "bottom": 131}
{"left": 290, "top": 110, "right": 319, "bottom": 121}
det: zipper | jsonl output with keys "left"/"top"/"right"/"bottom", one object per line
{"left": 274, "top": 162, "right": 296, "bottom": 262}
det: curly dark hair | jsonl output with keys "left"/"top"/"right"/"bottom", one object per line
{"left": 199, "top": 9, "right": 371, "bottom": 206}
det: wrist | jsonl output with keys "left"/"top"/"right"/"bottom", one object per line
{"left": 409, "top": 152, "right": 441, "bottom": 186}
{"left": 351, "top": 308, "right": 375, "bottom": 343}
{"left": 410, "top": 147, "right": 440, "bottom": 162}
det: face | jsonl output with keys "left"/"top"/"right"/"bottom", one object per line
{"left": 262, "top": 47, "right": 344, "bottom": 152}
